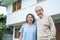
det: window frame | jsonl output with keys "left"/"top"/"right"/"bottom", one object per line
{"left": 13, "top": 0, "right": 21, "bottom": 12}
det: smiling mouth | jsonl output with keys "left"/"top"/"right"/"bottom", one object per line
{"left": 29, "top": 20, "right": 32, "bottom": 21}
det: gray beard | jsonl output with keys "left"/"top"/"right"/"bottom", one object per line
{"left": 39, "top": 15, "right": 43, "bottom": 19}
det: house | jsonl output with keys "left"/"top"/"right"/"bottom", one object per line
{"left": 1, "top": 0, "right": 60, "bottom": 40}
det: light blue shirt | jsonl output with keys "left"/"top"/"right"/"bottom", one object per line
{"left": 19, "top": 24, "right": 37, "bottom": 40}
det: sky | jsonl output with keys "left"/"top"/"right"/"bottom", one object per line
{"left": 0, "top": 6, "right": 7, "bottom": 15}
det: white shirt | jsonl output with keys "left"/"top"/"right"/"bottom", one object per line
{"left": 36, "top": 16, "right": 56, "bottom": 39}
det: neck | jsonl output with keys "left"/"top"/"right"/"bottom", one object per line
{"left": 39, "top": 14, "right": 43, "bottom": 18}
{"left": 28, "top": 22, "right": 33, "bottom": 25}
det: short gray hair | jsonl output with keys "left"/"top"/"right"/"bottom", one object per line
{"left": 35, "top": 6, "right": 44, "bottom": 11}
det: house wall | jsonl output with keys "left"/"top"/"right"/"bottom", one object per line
{"left": 6, "top": 0, "right": 37, "bottom": 25}
{"left": 6, "top": 0, "right": 60, "bottom": 25}
{"left": 7, "top": 4, "right": 12, "bottom": 15}
{"left": 21, "top": 0, "right": 36, "bottom": 8}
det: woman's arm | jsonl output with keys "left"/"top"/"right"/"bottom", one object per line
{"left": 19, "top": 33, "right": 22, "bottom": 40}
{"left": 19, "top": 25, "right": 24, "bottom": 40}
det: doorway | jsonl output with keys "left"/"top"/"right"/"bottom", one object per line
{"left": 55, "top": 23, "right": 60, "bottom": 40}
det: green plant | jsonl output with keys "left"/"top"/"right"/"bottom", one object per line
{"left": 0, "top": 14, "right": 6, "bottom": 40}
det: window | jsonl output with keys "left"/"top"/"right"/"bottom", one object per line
{"left": 5, "top": 26, "right": 13, "bottom": 34}
{"left": 13, "top": 0, "right": 21, "bottom": 12}
{"left": 13, "top": 2, "right": 16, "bottom": 12}
{"left": 15, "top": 29, "right": 20, "bottom": 38}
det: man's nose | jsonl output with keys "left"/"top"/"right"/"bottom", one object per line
{"left": 38, "top": 12, "right": 40, "bottom": 14}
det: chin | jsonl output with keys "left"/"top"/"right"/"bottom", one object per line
{"left": 28, "top": 21, "right": 32, "bottom": 23}
{"left": 39, "top": 15, "right": 43, "bottom": 16}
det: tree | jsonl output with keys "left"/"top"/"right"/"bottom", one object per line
{"left": 0, "top": 14, "right": 6, "bottom": 28}
{"left": 0, "top": 14, "right": 6, "bottom": 40}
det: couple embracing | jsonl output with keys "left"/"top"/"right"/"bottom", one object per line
{"left": 19, "top": 6, "right": 56, "bottom": 40}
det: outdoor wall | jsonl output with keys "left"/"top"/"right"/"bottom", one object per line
{"left": 6, "top": 0, "right": 60, "bottom": 25}
{"left": 21, "top": 0, "right": 36, "bottom": 8}
{"left": 7, "top": 4, "right": 12, "bottom": 15}
{"left": 2, "top": 34, "right": 13, "bottom": 40}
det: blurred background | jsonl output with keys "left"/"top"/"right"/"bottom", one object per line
{"left": 0, "top": 0, "right": 60, "bottom": 40}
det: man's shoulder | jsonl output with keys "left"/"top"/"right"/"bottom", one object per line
{"left": 44, "top": 15, "right": 51, "bottom": 18}
{"left": 43, "top": 15, "right": 48, "bottom": 17}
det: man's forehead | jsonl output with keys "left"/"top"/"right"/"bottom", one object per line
{"left": 35, "top": 6, "right": 43, "bottom": 10}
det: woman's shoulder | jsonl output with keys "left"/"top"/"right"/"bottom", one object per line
{"left": 22, "top": 23, "right": 37, "bottom": 27}
{"left": 33, "top": 24, "right": 37, "bottom": 28}
{"left": 22, "top": 23, "right": 28, "bottom": 27}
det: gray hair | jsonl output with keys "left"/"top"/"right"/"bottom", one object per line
{"left": 35, "top": 6, "right": 44, "bottom": 11}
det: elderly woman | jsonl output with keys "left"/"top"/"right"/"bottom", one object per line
{"left": 19, "top": 13, "right": 37, "bottom": 40}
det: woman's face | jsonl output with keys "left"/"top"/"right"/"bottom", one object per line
{"left": 27, "top": 15, "right": 33, "bottom": 24}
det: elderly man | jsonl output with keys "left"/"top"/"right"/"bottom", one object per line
{"left": 35, "top": 6, "right": 56, "bottom": 40}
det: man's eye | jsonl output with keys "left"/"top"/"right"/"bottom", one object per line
{"left": 39, "top": 10, "right": 41, "bottom": 11}
{"left": 36, "top": 11, "right": 38, "bottom": 12}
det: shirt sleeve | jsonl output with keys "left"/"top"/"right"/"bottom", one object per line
{"left": 48, "top": 16, "right": 56, "bottom": 38}
{"left": 19, "top": 26, "right": 24, "bottom": 34}
{"left": 34, "top": 19, "right": 37, "bottom": 25}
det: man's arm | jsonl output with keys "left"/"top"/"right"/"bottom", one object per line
{"left": 48, "top": 16, "right": 56, "bottom": 38}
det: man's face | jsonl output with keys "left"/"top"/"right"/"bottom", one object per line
{"left": 35, "top": 7, "right": 43, "bottom": 17}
